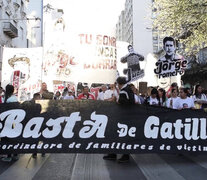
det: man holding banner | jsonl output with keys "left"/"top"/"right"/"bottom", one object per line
{"left": 103, "top": 77, "right": 135, "bottom": 163}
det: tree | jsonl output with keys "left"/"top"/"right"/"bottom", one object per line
{"left": 152, "top": 0, "right": 207, "bottom": 57}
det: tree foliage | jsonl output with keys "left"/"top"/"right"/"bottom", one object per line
{"left": 152, "top": 0, "right": 207, "bottom": 57}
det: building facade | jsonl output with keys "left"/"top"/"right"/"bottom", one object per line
{"left": 0, "top": 0, "right": 29, "bottom": 48}
{"left": 116, "top": 10, "right": 125, "bottom": 42}
{"left": 116, "top": 0, "right": 153, "bottom": 58}
{"left": 27, "top": 0, "right": 42, "bottom": 48}
{"left": 115, "top": 0, "right": 182, "bottom": 89}
{"left": 0, "top": 0, "right": 30, "bottom": 82}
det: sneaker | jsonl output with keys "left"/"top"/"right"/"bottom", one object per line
{"left": 118, "top": 154, "right": 129, "bottom": 163}
{"left": 1, "top": 157, "right": 12, "bottom": 162}
{"left": 12, "top": 155, "right": 19, "bottom": 161}
{"left": 32, "top": 153, "right": 37, "bottom": 159}
{"left": 103, "top": 154, "right": 117, "bottom": 160}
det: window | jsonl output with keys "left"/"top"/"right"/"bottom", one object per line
{"left": 20, "top": 27, "right": 23, "bottom": 40}
{"left": 199, "top": 48, "right": 207, "bottom": 64}
{"left": 5, "top": 10, "right": 11, "bottom": 17}
{"left": 20, "top": 0, "right": 24, "bottom": 12}
{"left": 0, "top": 7, "right": 2, "bottom": 19}
{"left": 57, "top": 9, "right": 64, "bottom": 14}
{"left": 13, "top": 20, "right": 17, "bottom": 26}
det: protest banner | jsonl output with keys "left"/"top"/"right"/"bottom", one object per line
{"left": 0, "top": 100, "right": 207, "bottom": 154}
{"left": 43, "top": 4, "right": 117, "bottom": 84}
{"left": 120, "top": 45, "right": 145, "bottom": 82}
{"left": 154, "top": 37, "right": 187, "bottom": 79}
{"left": 43, "top": 33, "right": 117, "bottom": 84}
{"left": 1, "top": 47, "right": 43, "bottom": 101}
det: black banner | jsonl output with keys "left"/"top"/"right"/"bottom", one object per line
{"left": 0, "top": 100, "right": 207, "bottom": 154}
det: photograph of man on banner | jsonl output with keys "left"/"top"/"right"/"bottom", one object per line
{"left": 120, "top": 45, "right": 144, "bottom": 82}
{"left": 154, "top": 36, "right": 188, "bottom": 79}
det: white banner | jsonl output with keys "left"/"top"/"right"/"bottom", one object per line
{"left": 1, "top": 47, "right": 43, "bottom": 101}
{"left": 43, "top": 2, "right": 117, "bottom": 84}
{"left": 43, "top": 33, "right": 117, "bottom": 84}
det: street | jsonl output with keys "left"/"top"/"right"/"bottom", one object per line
{"left": 1, "top": 153, "right": 207, "bottom": 180}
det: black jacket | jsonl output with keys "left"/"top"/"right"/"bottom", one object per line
{"left": 118, "top": 84, "right": 135, "bottom": 105}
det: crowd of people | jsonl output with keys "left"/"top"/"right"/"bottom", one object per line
{"left": 145, "top": 84, "right": 207, "bottom": 110}
{"left": 0, "top": 78, "right": 207, "bottom": 163}
{"left": 1, "top": 79, "right": 207, "bottom": 110}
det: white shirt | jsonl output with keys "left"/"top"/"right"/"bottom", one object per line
{"left": 97, "top": 90, "right": 113, "bottom": 101}
{"left": 106, "top": 90, "right": 114, "bottom": 99}
{"left": 166, "top": 97, "right": 179, "bottom": 108}
{"left": 6, "top": 95, "right": 18, "bottom": 103}
{"left": 173, "top": 97, "right": 195, "bottom": 109}
{"left": 134, "top": 94, "right": 141, "bottom": 104}
{"left": 112, "top": 89, "right": 119, "bottom": 100}
{"left": 64, "top": 95, "right": 74, "bottom": 100}
{"left": 149, "top": 96, "right": 159, "bottom": 105}
{"left": 192, "top": 94, "right": 206, "bottom": 102}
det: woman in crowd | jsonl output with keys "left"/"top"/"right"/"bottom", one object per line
{"left": 157, "top": 88, "right": 167, "bottom": 106}
{"left": 186, "top": 87, "right": 192, "bottom": 97}
{"left": 108, "top": 83, "right": 119, "bottom": 102}
{"left": 166, "top": 82, "right": 178, "bottom": 98}
{"left": 193, "top": 84, "right": 207, "bottom": 109}
{"left": 173, "top": 87, "right": 195, "bottom": 110}
{"left": 129, "top": 84, "right": 141, "bottom": 104}
{"left": 145, "top": 88, "right": 159, "bottom": 105}
{"left": 54, "top": 91, "right": 62, "bottom": 100}
{"left": 3, "top": 84, "right": 18, "bottom": 103}
{"left": 1, "top": 84, "right": 19, "bottom": 162}
{"left": 62, "top": 87, "right": 68, "bottom": 98}
{"left": 166, "top": 88, "right": 179, "bottom": 108}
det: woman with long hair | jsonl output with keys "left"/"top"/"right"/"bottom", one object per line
{"left": 158, "top": 88, "right": 167, "bottom": 106}
{"left": 166, "top": 88, "right": 179, "bottom": 108}
{"left": 1, "top": 84, "right": 19, "bottom": 162}
{"left": 4, "top": 84, "right": 18, "bottom": 103}
{"left": 145, "top": 88, "right": 159, "bottom": 106}
{"left": 193, "top": 84, "right": 207, "bottom": 109}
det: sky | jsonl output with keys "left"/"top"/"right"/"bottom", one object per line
{"left": 27, "top": 1, "right": 42, "bottom": 21}
{"left": 28, "top": 0, "right": 126, "bottom": 35}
